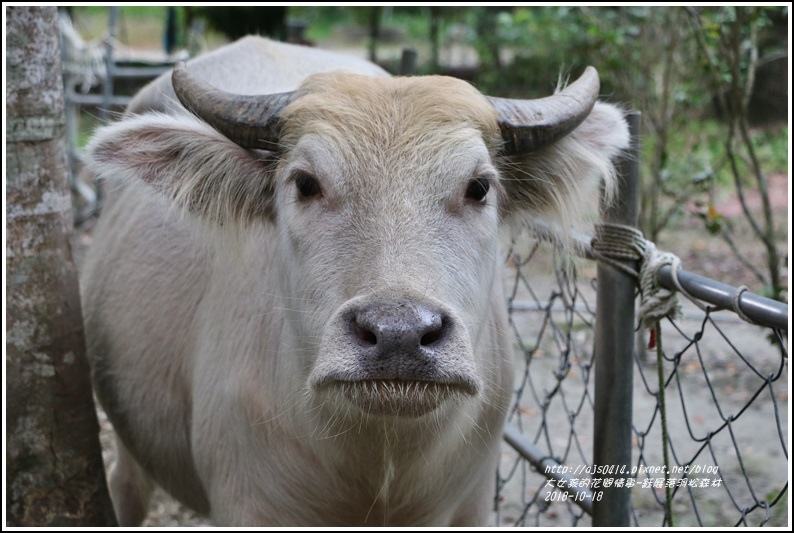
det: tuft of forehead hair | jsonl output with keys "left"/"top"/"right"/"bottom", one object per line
{"left": 280, "top": 72, "right": 503, "bottom": 157}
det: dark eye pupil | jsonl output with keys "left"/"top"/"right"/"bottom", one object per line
{"left": 465, "top": 178, "right": 490, "bottom": 202}
{"left": 295, "top": 173, "right": 320, "bottom": 198}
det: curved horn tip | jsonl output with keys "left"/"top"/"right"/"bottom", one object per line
{"left": 582, "top": 66, "right": 599, "bottom": 86}
{"left": 172, "top": 61, "right": 189, "bottom": 83}
{"left": 172, "top": 61, "right": 185, "bottom": 74}
{"left": 564, "top": 66, "right": 599, "bottom": 93}
{"left": 491, "top": 66, "right": 602, "bottom": 155}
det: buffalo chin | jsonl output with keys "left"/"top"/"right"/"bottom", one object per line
{"left": 334, "top": 380, "right": 471, "bottom": 418}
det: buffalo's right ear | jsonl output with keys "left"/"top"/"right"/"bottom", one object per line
{"left": 86, "top": 112, "right": 277, "bottom": 225}
{"left": 497, "top": 102, "right": 629, "bottom": 232}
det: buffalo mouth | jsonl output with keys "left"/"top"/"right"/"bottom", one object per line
{"left": 325, "top": 379, "right": 476, "bottom": 418}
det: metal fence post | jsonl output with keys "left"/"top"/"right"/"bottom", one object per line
{"left": 400, "top": 48, "right": 418, "bottom": 75}
{"left": 592, "top": 111, "right": 641, "bottom": 526}
{"left": 100, "top": 6, "right": 118, "bottom": 123}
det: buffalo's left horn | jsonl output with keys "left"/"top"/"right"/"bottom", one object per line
{"left": 172, "top": 62, "right": 294, "bottom": 151}
{"left": 487, "top": 66, "right": 600, "bottom": 155}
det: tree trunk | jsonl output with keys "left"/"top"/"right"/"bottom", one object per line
{"left": 6, "top": 6, "right": 116, "bottom": 526}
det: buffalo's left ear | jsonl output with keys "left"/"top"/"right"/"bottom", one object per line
{"left": 497, "top": 102, "right": 629, "bottom": 229}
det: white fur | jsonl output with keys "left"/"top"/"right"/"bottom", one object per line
{"left": 81, "top": 37, "right": 629, "bottom": 526}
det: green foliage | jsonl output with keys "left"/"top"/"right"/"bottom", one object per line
{"left": 752, "top": 126, "right": 788, "bottom": 177}
{"left": 390, "top": 7, "right": 433, "bottom": 41}
{"left": 640, "top": 118, "right": 787, "bottom": 230}
{"left": 465, "top": 7, "right": 592, "bottom": 96}
{"left": 289, "top": 7, "right": 433, "bottom": 44}
{"left": 289, "top": 7, "right": 360, "bottom": 41}
{"left": 686, "top": 6, "right": 787, "bottom": 300}
{"left": 193, "top": 6, "right": 286, "bottom": 41}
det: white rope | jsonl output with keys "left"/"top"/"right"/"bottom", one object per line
{"left": 531, "top": 221, "right": 765, "bottom": 327}
{"left": 592, "top": 223, "right": 686, "bottom": 326}
{"left": 593, "top": 224, "right": 771, "bottom": 328}
{"left": 730, "top": 285, "right": 760, "bottom": 325}
{"left": 591, "top": 223, "right": 645, "bottom": 278}
{"left": 637, "top": 240, "right": 685, "bottom": 326}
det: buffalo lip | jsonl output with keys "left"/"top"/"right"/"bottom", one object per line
{"left": 317, "top": 378, "right": 477, "bottom": 417}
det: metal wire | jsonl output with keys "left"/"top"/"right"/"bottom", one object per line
{"left": 630, "top": 309, "right": 787, "bottom": 527}
{"left": 495, "top": 235, "right": 789, "bottom": 527}
{"left": 496, "top": 239, "right": 600, "bottom": 526}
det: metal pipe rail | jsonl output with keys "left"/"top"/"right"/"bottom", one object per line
{"left": 656, "top": 265, "right": 788, "bottom": 330}
{"left": 527, "top": 220, "right": 788, "bottom": 331}
{"left": 503, "top": 424, "right": 594, "bottom": 515}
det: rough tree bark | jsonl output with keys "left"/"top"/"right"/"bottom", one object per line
{"left": 6, "top": 6, "right": 116, "bottom": 526}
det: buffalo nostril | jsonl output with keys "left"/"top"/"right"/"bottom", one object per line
{"left": 351, "top": 319, "right": 377, "bottom": 346}
{"left": 420, "top": 321, "right": 446, "bottom": 347}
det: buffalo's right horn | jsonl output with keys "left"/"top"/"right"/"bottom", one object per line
{"left": 172, "top": 62, "right": 294, "bottom": 151}
{"left": 487, "top": 66, "right": 600, "bottom": 155}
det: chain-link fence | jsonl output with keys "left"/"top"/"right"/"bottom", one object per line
{"left": 494, "top": 115, "right": 788, "bottom": 527}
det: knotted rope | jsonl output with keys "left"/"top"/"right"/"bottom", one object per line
{"left": 592, "top": 223, "right": 685, "bottom": 326}
{"left": 528, "top": 217, "right": 766, "bottom": 327}
{"left": 591, "top": 222, "right": 768, "bottom": 329}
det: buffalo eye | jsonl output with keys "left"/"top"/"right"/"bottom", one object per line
{"left": 294, "top": 171, "right": 321, "bottom": 199}
{"left": 465, "top": 177, "right": 490, "bottom": 203}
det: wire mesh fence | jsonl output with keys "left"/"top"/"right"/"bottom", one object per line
{"left": 493, "top": 114, "right": 788, "bottom": 528}
{"left": 494, "top": 240, "right": 600, "bottom": 527}
{"left": 494, "top": 232, "right": 788, "bottom": 527}
{"left": 633, "top": 307, "right": 787, "bottom": 526}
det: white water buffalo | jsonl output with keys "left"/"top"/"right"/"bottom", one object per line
{"left": 81, "top": 36, "right": 628, "bottom": 526}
